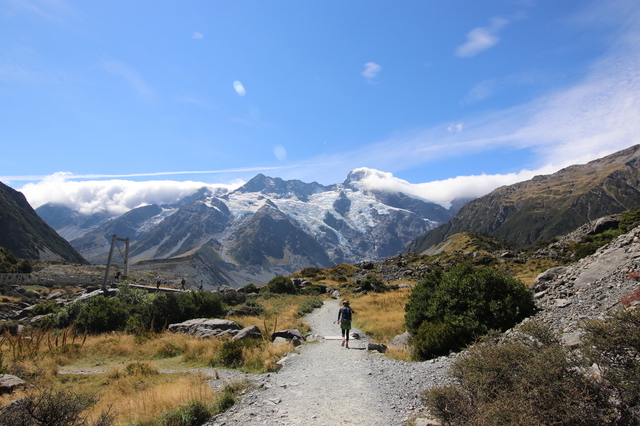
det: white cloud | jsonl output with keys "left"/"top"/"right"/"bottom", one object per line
{"left": 455, "top": 17, "right": 508, "bottom": 57}
{"left": 447, "top": 122, "right": 464, "bottom": 133}
{"left": 99, "top": 57, "right": 155, "bottom": 99}
{"left": 351, "top": 166, "right": 552, "bottom": 206}
{"left": 362, "top": 62, "right": 381, "bottom": 83}
{"left": 19, "top": 173, "right": 244, "bottom": 215}
{"left": 192, "top": 32, "right": 204, "bottom": 39}
{"left": 233, "top": 80, "right": 246, "bottom": 96}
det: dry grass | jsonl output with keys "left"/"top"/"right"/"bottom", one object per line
{"left": 90, "top": 368, "right": 218, "bottom": 425}
{"left": 508, "top": 258, "right": 563, "bottom": 286}
{"left": 0, "top": 325, "right": 292, "bottom": 425}
{"left": 350, "top": 286, "right": 412, "bottom": 344}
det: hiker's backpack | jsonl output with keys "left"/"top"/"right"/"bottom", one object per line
{"left": 340, "top": 307, "right": 352, "bottom": 321}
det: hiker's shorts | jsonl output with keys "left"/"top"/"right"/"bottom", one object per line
{"left": 340, "top": 320, "right": 351, "bottom": 330}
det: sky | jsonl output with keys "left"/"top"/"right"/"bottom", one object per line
{"left": 2, "top": 0, "right": 640, "bottom": 215}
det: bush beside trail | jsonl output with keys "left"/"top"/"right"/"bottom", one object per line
{"left": 44, "top": 285, "right": 226, "bottom": 334}
{"left": 425, "top": 310, "right": 640, "bottom": 425}
{"left": 405, "top": 263, "right": 535, "bottom": 360}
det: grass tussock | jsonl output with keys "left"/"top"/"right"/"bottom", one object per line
{"left": 351, "top": 287, "right": 412, "bottom": 344}
{"left": 91, "top": 370, "right": 218, "bottom": 425}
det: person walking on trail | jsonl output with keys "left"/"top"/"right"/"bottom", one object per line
{"left": 181, "top": 278, "right": 186, "bottom": 290}
{"left": 337, "top": 300, "right": 354, "bottom": 348}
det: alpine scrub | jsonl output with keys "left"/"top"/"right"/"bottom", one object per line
{"left": 405, "top": 263, "right": 535, "bottom": 360}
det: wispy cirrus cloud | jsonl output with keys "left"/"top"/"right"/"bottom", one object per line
{"left": 455, "top": 17, "right": 509, "bottom": 57}
{"left": 462, "top": 73, "right": 538, "bottom": 104}
{"left": 192, "top": 32, "right": 204, "bottom": 39}
{"left": 99, "top": 57, "right": 155, "bottom": 99}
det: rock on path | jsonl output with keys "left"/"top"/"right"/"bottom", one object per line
{"left": 206, "top": 299, "right": 453, "bottom": 426}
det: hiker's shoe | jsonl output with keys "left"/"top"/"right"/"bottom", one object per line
{"left": 341, "top": 340, "right": 345, "bottom": 347}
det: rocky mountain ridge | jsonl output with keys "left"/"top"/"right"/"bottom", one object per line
{"left": 409, "top": 144, "right": 640, "bottom": 251}
{"left": 36, "top": 169, "right": 453, "bottom": 287}
{"left": 0, "top": 181, "right": 86, "bottom": 264}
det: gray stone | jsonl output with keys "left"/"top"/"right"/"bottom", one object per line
{"left": 168, "top": 318, "right": 242, "bottom": 338}
{"left": 46, "top": 291, "right": 64, "bottom": 300}
{"left": 331, "top": 290, "right": 341, "bottom": 299}
{"left": 0, "top": 375, "right": 26, "bottom": 395}
{"left": 271, "top": 329, "right": 305, "bottom": 342}
{"left": 389, "top": 331, "right": 410, "bottom": 350}
{"left": 536, "top": 267, "right": 567, "bottom": 283}
{"left": 232, "top": 325, "right": 263, "bottom": 341}
{"left": 367, "top": 343, "right": 388, "bottom": 353}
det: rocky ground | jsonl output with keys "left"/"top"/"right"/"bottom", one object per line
{"left": 529, "top": 224, "right": 640, "bottom": 339}
{"left": 207, "top": 224, "right": 640, "bottom": 426}
{"left": 205, "top": 299, "right": 453, "bottom": 426}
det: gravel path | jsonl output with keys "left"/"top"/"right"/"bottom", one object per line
{"left": 206, "top": 299, "right": 454, "bottom": 426}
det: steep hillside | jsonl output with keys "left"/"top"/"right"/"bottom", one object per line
{"left": 0, "top": 182, "right": 87, "bottom": 263}
{"left": 409, "top": 144, "right": 640, "bottom": 251}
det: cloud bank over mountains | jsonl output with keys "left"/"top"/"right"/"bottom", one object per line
{"left": 20, "top": 174, "right": 241, "bottom": 216}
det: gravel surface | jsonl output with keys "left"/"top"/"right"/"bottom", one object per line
{"left": 206, "top": 299, "right": 453, "bottom": 426}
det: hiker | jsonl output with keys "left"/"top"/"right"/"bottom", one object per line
{"left": 337, "top": 300, "right": 354, "bottom": 348}
{"left": 181, "top": 278, "right": 186, "bottom": 290}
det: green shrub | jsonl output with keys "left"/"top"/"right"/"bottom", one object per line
{"left": 263, "top": 276, "right": 296, "bottom": 294}
{"left": 405, "top": 263, "right": 535, "bottom": 359}
{"left": 620, "top": 208, "right": 640, "bottom": 232}
{"left": 0, "top": 247, "right": 33, "bottom": 273}
{"left": 217, "top": 290, "right": 246, "bottom": 307}
{"left": 214, "top": 340, "right": 248, "bottom": 368}
{"left": 412, "top": 321, "right": 474, "bottom": 360}
{"left": 74, "top": 296, "right": 127, "bottom": 334}
{"left": 31, "top": 300, "right": 61, "bottom": 316}
{"left": 241, "top": 283, "right": 258, "bottom": 293}
{"left": 297, "top": 296, "right": 323, "bottom": 317}
{"left": 161, "top": 399, "right": 212, "bottom": 426}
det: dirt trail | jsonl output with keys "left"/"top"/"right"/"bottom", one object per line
{"left": 207, "top": 299, "right": 453, "bottom": 426}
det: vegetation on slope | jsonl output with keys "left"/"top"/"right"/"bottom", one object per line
{"left": 425, "top": 310, "right": 640, "bottom": 425}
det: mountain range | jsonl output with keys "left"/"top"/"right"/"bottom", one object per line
{"left": 36, "top": 169, "right": 454, "bottom": 287}
{"left": 408, "top": 144, "right": 640, "bottom": 252}
{"left": 6, "top": 145, "right": 640, "bottom": 289}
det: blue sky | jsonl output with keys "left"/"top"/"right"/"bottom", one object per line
{"left": 2, "top": 0, "right": 640, "bottom": 213}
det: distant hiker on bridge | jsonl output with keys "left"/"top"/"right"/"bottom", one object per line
{"left": 337, "top": 300, "right": 354, "bottom": 348}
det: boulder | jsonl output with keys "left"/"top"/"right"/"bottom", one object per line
{"left": 46, "top": 291, "right": 64, "bottom": 300}
{"left": 389, "top": 331, "right": 410, "bottom": 350}
{"left": 168, "top": 318, "right": 242, "bottom": 338}
{"left": 0, "top": 375, "right": 26, "bottom": 395}
{"left": 271, "top": 329, "right": 306, "bottom": 342}
{"left": 330, "top": 290, "right": 341, "bottom": 299}
{"left": 232, "top": 325, "right": 263, "bottom": 341}
{"left": 367, "top": 343, "right": 388, "bottom": 353}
